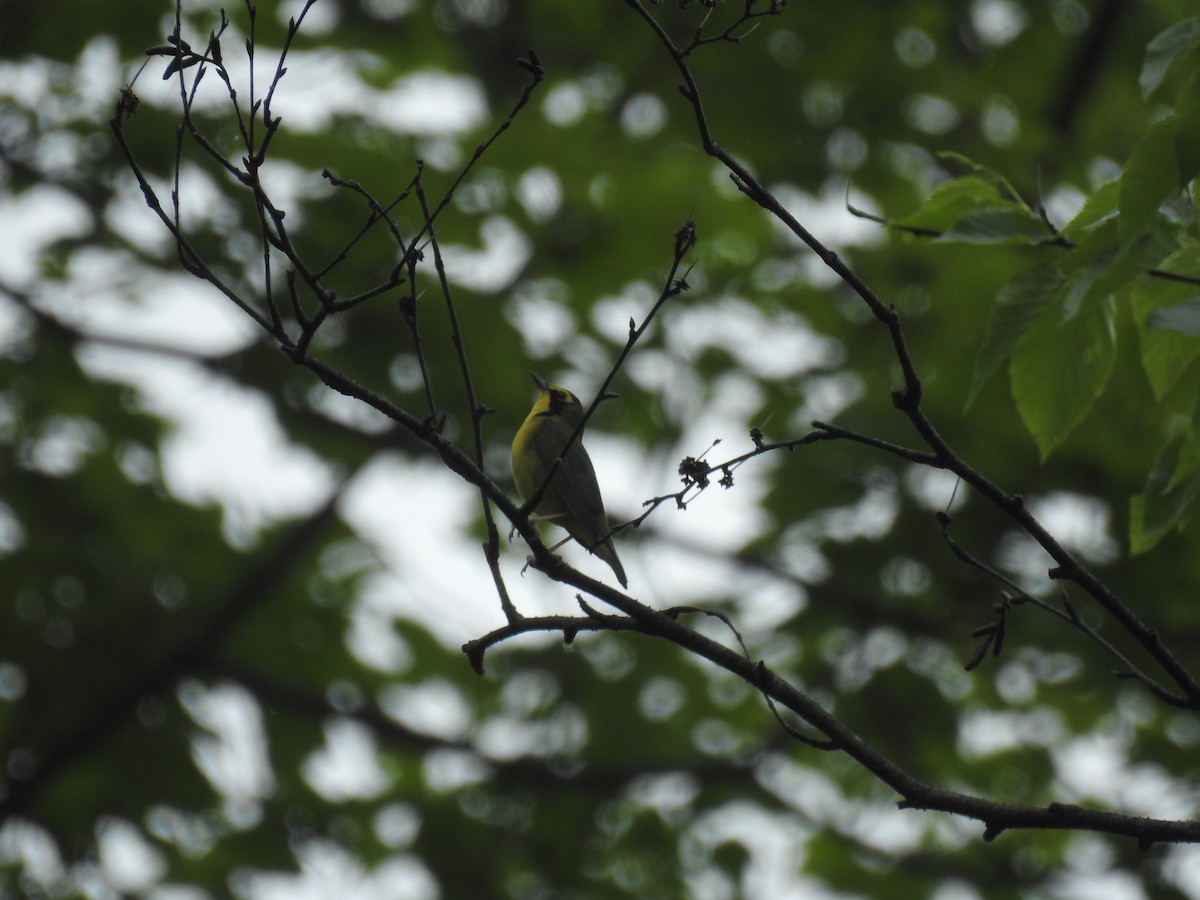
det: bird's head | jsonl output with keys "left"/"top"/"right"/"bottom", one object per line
{"left": 530, "top": 372, "right": 584, "bottom": 425}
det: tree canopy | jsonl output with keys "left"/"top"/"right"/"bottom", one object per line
{"left": 4, "top": 0, "right": 1200, "bottom": 897}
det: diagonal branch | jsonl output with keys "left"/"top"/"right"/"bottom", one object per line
{"left": 466, "top": 557, "right": 1200, "bottom": 846}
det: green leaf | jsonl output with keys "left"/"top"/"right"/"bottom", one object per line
{"left": 900, "top": 155, "right": 1045, "bottom": 243}
{"left": 1118, "top": 116, "right": 1180, "bottom": 249}
{"left": 1063, "top": 179, "right": 1119, "bottom": 236}
{"left": 1059, "top": 248, "right": 1117, "bottom": 321}
{"left": 1130, "top": 423, "right": 1200, "bottom": 553}
{"left": 1140, "top": 17, "right": 1200, "bottom": 100}
{"left": 897, "top": 175, "right": 1005, "bottom": 232}
{"left": 941, "top": 205, "right": 1050, "bottom": 245}
{"left": 935, "top": 150, "right": 1025, "bottom": 204}
{"left": 1010, "top": 290, "right": 1117, "bottom": 459}
{"left": 968, "top": 266, "right": 1066, "bottom": 406}
{"left": 1062, "top": 219, "right": 1181, "bottom": 320}
{"left": 1175, "top": 68, "right": 1200, "bottom": 183}
{"left": 1132, "top": 247, "right": 1200, "bottom": 398}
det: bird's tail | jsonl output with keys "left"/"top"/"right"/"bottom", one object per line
{"left": 591, "top": 537, "right": 627, "bottom": 588}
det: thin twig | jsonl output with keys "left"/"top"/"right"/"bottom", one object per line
{"left": 936, "top": 513, "right": 1188, "bottom": 706}
{"left": 521, "top": 220, "right": 697, "bottom": 524}
{"left": 417, "top": 179, "right": 520, "bottom": 622}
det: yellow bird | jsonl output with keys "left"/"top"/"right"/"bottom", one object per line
{"left": 511, "top": 373, "right": 627, "bottom": 587}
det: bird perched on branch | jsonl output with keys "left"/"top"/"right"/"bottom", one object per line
{"left": 511, "top": 373, "right": 627, "bottom": 588}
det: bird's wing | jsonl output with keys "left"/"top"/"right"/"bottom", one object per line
{"left": 556, "top": 441, "right": 608, "bottom": 521}
{"left": 530, "top": 429, "right": 626, "bottom": 585}
{"left": 532, "top": 435, "right": 608, "bottom": 536}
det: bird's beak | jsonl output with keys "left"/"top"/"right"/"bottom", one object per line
{"left": 531, "top": 372, "right": 550, "bottom": 391}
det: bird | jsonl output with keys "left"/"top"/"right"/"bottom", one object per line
{"left": 511, "top": 373, "right": 628, "bottom": 588}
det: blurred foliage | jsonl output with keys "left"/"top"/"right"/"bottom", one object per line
{"left": 3, "top": 0, "right": 1200, "bottom": 897}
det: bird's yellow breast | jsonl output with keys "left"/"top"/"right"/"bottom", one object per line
{"left": 512, "top": 382, "right": 583, "bottom": 516}
{"left": 511, "top": 412, "right": 544, "bottom": 502}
